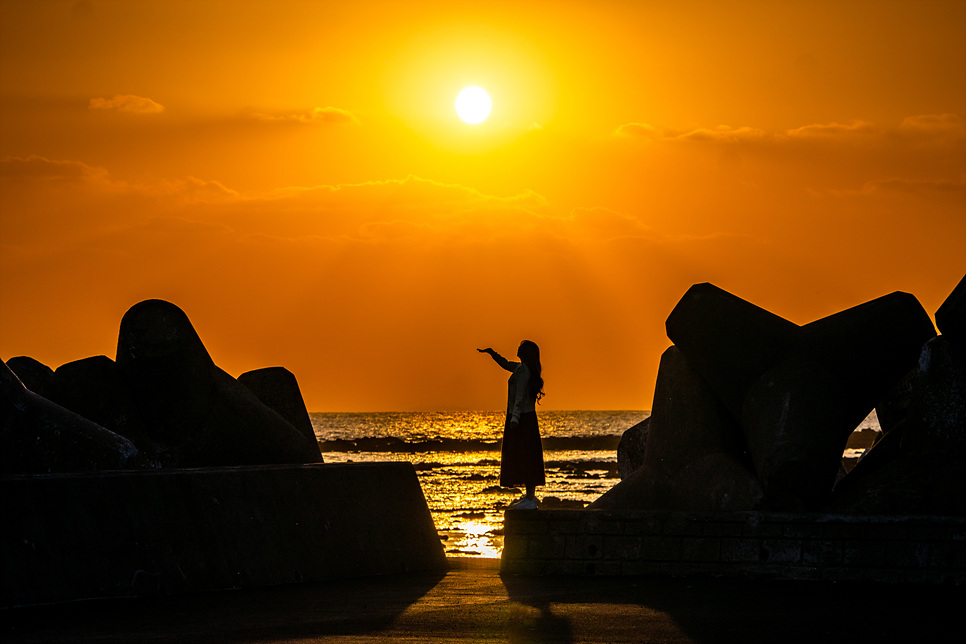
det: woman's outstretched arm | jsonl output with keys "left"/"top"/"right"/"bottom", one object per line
{"left": 478, "top": 347, "right": 515, "bottom": 372}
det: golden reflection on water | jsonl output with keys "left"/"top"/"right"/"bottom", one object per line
{"left": 450, "top": 521, "right": 502, "bottom": 558}
{"left": 323, "top": 448, "right": 620, "bottom": 557}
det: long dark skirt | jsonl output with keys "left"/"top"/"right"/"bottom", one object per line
{"left": 500, "top": 411, "right": 546, "bottom": 488}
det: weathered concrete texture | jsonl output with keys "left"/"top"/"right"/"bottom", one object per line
{"left": 616, "top": 417, "right": 648, "bottom": 480}
{"left": 592, "top": 347, "right": 762, "bottom": 512}
{"left": 741, "top": 355, "right": 846, "bottom": 510}
{"left": 116, "top": 300, "right": 321, "bottom": 467}
{"left": 1, "top": 462, "right": 447, "bottom": 607}
{"left": 665, "top": 282, "right": 801, "bottom": 420}
{"left": 829, "top": 336, "right": 966, "bottom": 515}
{"left": 5, "top": 356, "right": 54, "bottom": 398}
{"left": 1, "top": 361, "right": 140, "bottom": 474}
{"left": 936, "top": 274, "right": 965, "bottom": 354}
{"left": 501, "top": 509, "right": 966, "bottom": 584}
{"left": 238, "top": 366, "right": 316, "bottom": 445}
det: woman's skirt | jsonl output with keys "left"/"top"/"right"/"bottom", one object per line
{"left": 500, "top": 411, "right": 546, "bottom": 488}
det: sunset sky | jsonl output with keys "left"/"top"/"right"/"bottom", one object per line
{"left": 1, "top": 0, "right": 964, "bottom": 412}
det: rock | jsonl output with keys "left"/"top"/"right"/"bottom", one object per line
{"left": 5, "top": 356, "right": 54, "bottom": 398}
{"left": 665, "top": 282, "right": 801, "bottom": 420}
{"left": 801, "top": 291, "right": 936, "bottom": 430}
{"left": 741, "top": 355, "right": 848, "bottom": 510}
{"left": 116, "top": 299, "right": 322, "bottom": 467}
{"left": 48, "top": 355, "right": 159, "bottom": 462}
{"left": 828, "top": 336, "right": 966, "bottom": 515}
{"left": 739, "top": 292, "right": 934, "bottom": 510}
{"left": 238, "top": 367, "right": 316, "bottom": 446}
{"left": 1, "top": 360, "right": 140, "bottom": 473}
{"left": 616, "top": 417, "right": 648, "bottom": 480}
{"left": 591, "top": 346, "right": 762, "bottom": 512}
{"left": 936, "top": 274, "right": 966, "bottom": 364}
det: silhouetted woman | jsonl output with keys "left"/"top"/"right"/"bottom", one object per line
{"left": 478, "top": 341, "right": 546, "bottom": 509}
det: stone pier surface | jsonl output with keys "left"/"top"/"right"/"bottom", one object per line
{"left": 501, "top": 509, "right": 966, "bottom": 584}
{"left": 1, "top": 462, "right": 446, "bottom": 607}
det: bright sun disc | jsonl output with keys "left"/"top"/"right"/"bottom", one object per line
{"left": 455, "top": 86, "right": 491, "bottom": 124}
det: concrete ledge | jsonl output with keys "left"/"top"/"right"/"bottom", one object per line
{"left": 1, "top": 463, "right": 446, "bottom": 607}
{"left": 501, "top": 510, "right": 966, "bottom": 584}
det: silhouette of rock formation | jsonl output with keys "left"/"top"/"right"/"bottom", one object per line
{"left": 2, "top": 299, "right": 322, "bottom": 473}
{"left": 597, "top": 279, "right": 960, "bottom": 514}
{"left": 238, "top": 366, "right": 317, "bottom": 446}
{"left": 593, "top": 346, "right": 763, "bottom": 512}
{"left": 5, "top": 356, "right": 54, "bottom": 399}
{"left": 49, "top": 355, "right": 158, "bottom": 463}
{"left": 1, "top": 360, "right": 139, "bottom": 473}
{"left": 616, "top": 417, "right": 648, "bottom": 480}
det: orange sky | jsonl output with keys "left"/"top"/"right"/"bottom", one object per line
{"left": 1, "top": 0, "right": 964, "bottom": 411}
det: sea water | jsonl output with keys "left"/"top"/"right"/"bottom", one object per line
{"left": 310, "top": 410, "right": 881, "bottom": 558}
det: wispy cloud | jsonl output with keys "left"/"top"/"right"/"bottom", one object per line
{"left": 0, "top": 155, "right": 113, "bottom": 184}
{"left": 89, "top": 95, "right": 165, "bottom": 114}
{"left": 615, "top": 114, "right": 964, "bottom": 147}
{"left": 615, "top": 123, "right": 767, "bottom": 143}
{"left": 249, "top": 106, "right": 359, "bottom": 125}
{"left": 831, "top": 176, "right": 966, "bottom": 198}
{"left": 785, "top": 120, "right": 875, "bottom": 139}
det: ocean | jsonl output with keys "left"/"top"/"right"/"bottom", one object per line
{"left": 310, "top": 410, "right": 882, "bottom": 558}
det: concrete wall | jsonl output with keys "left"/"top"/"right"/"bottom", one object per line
{"left": 2, "top": 463, "right": 446, "bottom": 607}
{"left": 501, "top": 510, "right": 965, "bottom": 584}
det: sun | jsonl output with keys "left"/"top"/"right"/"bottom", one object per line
{"left": 455, "top": 86, "right": 492, "bottom": 124}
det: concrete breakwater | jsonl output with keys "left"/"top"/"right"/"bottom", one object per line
{"left": 501, "top": 509, "right": 966, "bottom": 584}
{"left": 1, "top": 462, "right": 447, "bottom": 607}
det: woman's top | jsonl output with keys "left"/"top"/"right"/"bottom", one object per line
{"left": 505, "top": 362, "right": 536, "bottom": 426}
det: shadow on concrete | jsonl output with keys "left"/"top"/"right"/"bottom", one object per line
{"left": 2, "top": 570, "right": 446, "bottom": 644}
{"left": 501, "top": 572, "right": 966, "bottom": 643}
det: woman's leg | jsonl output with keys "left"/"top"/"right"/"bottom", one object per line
{"left": 526, "top": 483, "right": 535, "bottom": 500}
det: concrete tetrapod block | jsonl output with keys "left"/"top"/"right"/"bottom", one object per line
{"left": 5, "top": 356, "right": 54, "bottom": 399}
{"left": 1, "top": 462, "right": 447, "bottom": 607}
{"left": 49, "top": 355, "right": 156, "bottom": 461}
{"left": 936, "top": 274, "right": 966, "bottom": 363}
{"left": 116, "top": 300, "right": 321, "bottom": 466}
{"left": 1, "top": 361, "right": 140, "bottom": 474}
{"left": 665, "top": 283, "right": 801, "bottom": 420}
{"left": 741, "top": 355, "right": 848, "bottom": 510}
{"left": 591, "top": 346, "right": 762, "bottom": 512}
{"left": 830, "top": 336, "right": 966, "bottom": 515}
{"left": 801, "top": 291, "right": 936, "bottom": 431}
{"left": 238, "top": 366, "right": 316, "bottom": 445}
{"left": 616, "top": 417, "right": 648, "bottom": 480}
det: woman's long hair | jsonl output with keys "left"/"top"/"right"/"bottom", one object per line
{"left": 517, "top": 340, "right": 545, "bottom": 403}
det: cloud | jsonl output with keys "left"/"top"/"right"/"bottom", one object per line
{"left": 89, "top": 95, "right": 165, "bottom": 114}
{"left": 560, "top": 206, "right": 650, "bottom": 240}
{"left": 614, "top": 122, "right": 663, "bottom": 139}
{"left": 832, "top": 176, "right": 966, "bottom": 198}
{"left": 614, "top": 122, "right": 767, "bottom": 143}
{"left": 250, "top": 106, "right": 359, "bottom": 125}
{"left": 0, "top": 155, "right": 112, "bottom": 184}
{"left": 897, "top": 114, "right": 965, "bottom": 144}
{"left": 785, "top": 120, "right": 875, "bottom": 139}
{"left": 615, "top": 115, "right": 966, "bottom": 155}
{"left": 154, "top": 177, "right": 241, "bottom": 203}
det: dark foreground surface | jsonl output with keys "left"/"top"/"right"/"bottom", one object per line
{"left": 3, "top": 558, "right": 964, "bottom": 643}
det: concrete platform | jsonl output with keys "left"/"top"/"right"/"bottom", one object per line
{"left": 3, "top": 558, "right": 964, "bottom": 643}
{"left": 2, "top": 463, "right": 446, "bottom": 607}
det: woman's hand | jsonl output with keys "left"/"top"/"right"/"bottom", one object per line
{"left": 477, "top": 347, "right": 493, "bottom": 354}
{"left": 508, "top": 420, "right": 519, "bottom": 429}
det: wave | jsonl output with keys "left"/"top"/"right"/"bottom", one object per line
{"left": 318, "top": 435, "right": 622, "bottom": 453}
